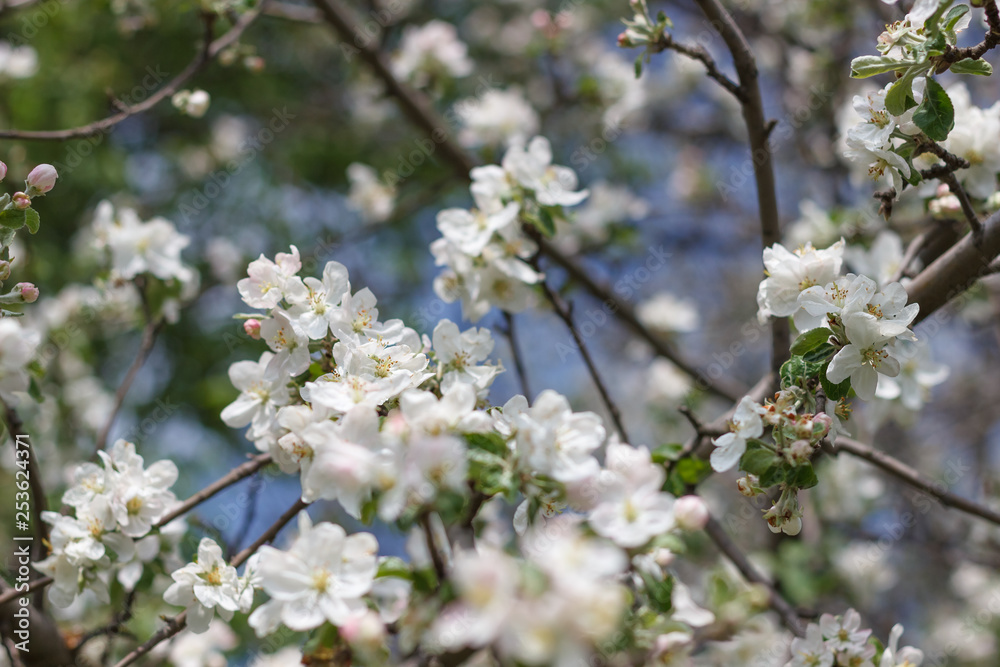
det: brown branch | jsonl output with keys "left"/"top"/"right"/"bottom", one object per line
{"left": 0, "top": 576, "right": 52, "bottom": 608}
{"left": 155, "top": 453, "right": 273, "bottom": 529}
{"left": 833, "top": 437, "right": 1000, "bottom": 526}
{"left": 0, "top": 8, "right": 262, "bottom": 141}
{"left": 703, "top": 516, "right": 806, "bottom": 637}
{"left": 310, "top": 0, "right": 745, "bottom": 404}
{"left": 942, "top": 0, "right": 1000, "bottom": 63}
{"left": 888, "top": 230, "right": 928, "bottom": 284}
{"left": 691, "top": 0, "right": 787, "bottom": 387}
{"left": 501, "top": 311, "right": 531, "bottom": 400}
{"left": 111, "top": 497, "right": 308, "bottom": 667}
{"left": 651, "top": 33, "right": 744, "bottom": 101}
{"left": 540, "top": 282, "right": 630, "bottom": 444}
{"left": 906, "top": 210, "right": 1000, "bottom": 325}
{"left": 939, "top": 171, "right": 984, "bottom": 246}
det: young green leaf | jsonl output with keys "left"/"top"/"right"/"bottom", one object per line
{"left": 790, "top": 328, "right": 834, "bottom": 355}
{"left": 950, "top": 58, "right": 993, "bottom": 76}
{"left": 913, "top": 78, "right": 955, "bottom": 141}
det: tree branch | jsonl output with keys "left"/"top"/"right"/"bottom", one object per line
{"left": 691, "top": 0, "right": 787, "bottom": 387}
{"left": 155, "top": 453, "right": 273, "bottom": 529}
{"left": 0, "top": 8, "right": 261, "bottom": 141}
{"left": 703, "top": 516, "right": 806, "bottom": 637}
{"left": 906, "top": 210, "right": 1000, "bottom": 325}
{"left": 540, "top": 281, "right": 630, "bottom": 444}
{"left": 501, "top": 311, "right": 532, "bottom": 400}
{"left": 833, "top": 436, "right": 1000, "bottom": 526}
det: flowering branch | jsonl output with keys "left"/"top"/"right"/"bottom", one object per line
{"left": 111, "top": 497, "right": 308, "bottom": 667}
{"left": 310, "top": 0, "right": 746, "bottom": 404}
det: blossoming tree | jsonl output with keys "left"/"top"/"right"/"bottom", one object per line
{"left": 2, "top": 0, "right": 1000, "bottom": 665}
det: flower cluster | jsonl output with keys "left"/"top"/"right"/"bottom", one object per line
{"left": 220, "top": 252, "right": 719, "bottom": 663}
{"left": 431, "top": 135, "right": 588, "bottom": 321}
{"left": 164, "top": 538, "right": 256, "bottom": 633}
{"left": 757, "top": 239, "right": 919, "bottom": 401}
{"left": 786, "top": 608, "right": 923, "bottom": 667}
{"left": 35, "top": 439, "right": 182, "bottom": 606}
{"left": 711, "top": 392, "right": 832, "bottom": 535}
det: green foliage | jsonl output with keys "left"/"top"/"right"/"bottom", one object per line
{"left": 913, "top": 77, "right": 955, "bottom": 141}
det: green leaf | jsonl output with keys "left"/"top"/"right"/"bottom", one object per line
{"left": 635, "top": 54, "right": 643, "bottom": 78}
{"left": 850, "top": 55, "right": 910, "bottom": 79}
{"left": 780, "top": 356, "right": 806, "bottom": 389}
{"left": 885, "top": 64, "right": 929, "bottom": 116}
{"left": 640, "top": 571, "right": 674, "bottom": 614}
{"left": 790, "top": 328, "right": 834, "bottom": 355}
{"left": 913, "top": 77, "right": 955, "bottom": 141}
{"left": 651, "top": 442, "right": 685, "bottom": 464}
{"left": 820, "top": 362, "right": 853, "bottom": 401}
{"left": 950, "top": 58, "right": 993, "bottom": 76}
{"left": 803, "top": 342, "right": 835, "bottom": 364}
{"left": 376, "top": 556, "right": 412, "bottom": 580}
{"left": 23, "top": 208, "right": 39, "bottom": 235}
{"left": 758, "top": 464, "right": 787, "bottom": 488}
{"left": 537, "top": 207, "right": 556, "bottom": 237}
{"left": 675, "top": 457, "right": 712, "bottom": 485}
{"left": 943, "top": 3, "right": 970, "bottom": 32}
{"left": 789, "top": 463, "right": 819, "bottom": 490}
{"left": 0, "top": 207, "right": 26, "bottom": 230}
{"left": 740, "top": 447, "right": 780, "bottom": 477}
{"left": 465, "top": 432, "right": 509, "bottom": 458}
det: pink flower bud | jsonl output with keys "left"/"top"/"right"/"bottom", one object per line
{"left": 339, "top": 610, "right": 386, "bottom": 650}
{"left": 617, "top": 31, "right": 633, "bottom": 47}
{"left": 243, "top": 318, "right": 261, "bottom": 340}
{"left": 653, "top": 547, "right": 674, "bottom": 567}
{"left": 674, "top": 495, "right": 709, "bottom": 531}
{"left": 812, "top": 413, "right": 833, "bottom": 438}
{"left": 11, "top": 192, "right": 30, "bottom": 210}
{"left": 0, "top": 161, "right": 7, "bottom": 182}
{"left": 25, "top": 164, "right": 57, "bottom": 194}
{"left": 786, "top": 439, "right": 813, "bottom": 465}
{"left": 16, "top": 282, "right": 38, "bottom": 303}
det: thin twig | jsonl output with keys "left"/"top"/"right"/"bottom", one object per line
{"left": 540, "top": 282, "right": 631, "bottom": 444}
{"left": 95, "top": 282, "right": 164, "bottom": 455}
{"left": 703, "top": 516, "right": 806, "bottom": 637}
{"left": 155, "top": 453, "right": 273, "bottom": 529}
{"left": 888, "top": 230, "right": 928, "bottom": 284}
{"left": 111, "top": 497, "right": 307, "bottom": 667}
{"left": 0, "top": 8, "right": 261, "bottom": 140}
{"left": 0, "top": 576, "right": 52, "bottom": 608}
{"left": 833, "top": 437, "right": 1000, "bottom": 526}
{"left": 939, "top": 171, "right": 984, "bottom": 246}
{"left": 651, "top": 33, "right": 744, "bottom": 101}
{"left": 501, "top": 311, "right": 532, "bottom": 400}
{"left": 419, "top": 512, "right": 448, "bottom": 585}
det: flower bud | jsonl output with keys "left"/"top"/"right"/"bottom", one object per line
{"left": 11, "top": 192, "right": 30, "bottom": 210}
{"left": 243, "top": 55, "right": 265, "bottom": 73}
{"left": 339, "top": 610, "right": 386, "bottom": 652}
{"left": 786, "top": 439, "right": 813, "bottom": 465}
{"left": 674, "top": 495, "right": 709, "bottom": 531}
{"left": 0, "top": 261, "right": 10, "bottom": 282}
{"left": 243, "top": 318, "right": 261, "bottom": 340}
{"left": 15, "top": 282, "right": 38, "bottom": 303}
{"left": 0, "top": 161, "right": 7, "bottom": 182}
{"left": 736, "top": 474, "right": 760, "bottom": 497}
{"left": 653, "top": 547, "right": 674, "bottom": 567}
{"left": 173, "top": 89, "right": 211, "bottom": 118}
{"left": 617, "top": 31, "right": 635, "bottom": 48}
{"left": 25, "top": 164, "right": 57, "bottom": 195}
{"left": 812, "top": 412, "right": 833, "bottom": 438}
